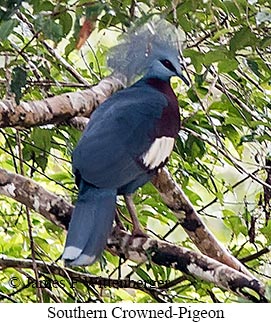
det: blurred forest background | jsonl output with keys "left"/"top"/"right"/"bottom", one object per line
{"left": 0, "top": 0, "right": 271, "bottom": 303}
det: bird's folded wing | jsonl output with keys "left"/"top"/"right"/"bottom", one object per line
{"left": 72, "top": 84, "right": 167, "bottom": 189}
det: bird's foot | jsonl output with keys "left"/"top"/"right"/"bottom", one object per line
{"left": 131, "top": 226, "right": 148, "bottom": 239}
{"left": 128, "top": 227, "right": 148, "bottom": 247}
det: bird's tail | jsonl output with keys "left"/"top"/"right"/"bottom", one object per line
{"left": 62, "top": 182, "right": 116, "bottom": 266}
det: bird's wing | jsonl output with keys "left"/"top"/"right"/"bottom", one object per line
{"left": 72, "top": 83, "right": 168, "bottom": 189}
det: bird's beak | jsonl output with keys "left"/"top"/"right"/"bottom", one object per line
{"left": 178, "top": 69, "right": 190, "bottom": 86}
{"left": 177, "top": 59, "right": 190, "bottom": 86}
{"left": 179, "top": 72, "right": 190, "bottom": 86}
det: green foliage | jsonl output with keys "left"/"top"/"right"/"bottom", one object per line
{"left": 0, "top": 19, "right": 18, "bottom": 40}
{"left": 10, "top": 66, "right": 27, "bottom": 104}
{"left": 34, "top": 16, "right": 63, "bottom": 43}
{"left": 0, "top": 0, "right": 270, "bottom": 303}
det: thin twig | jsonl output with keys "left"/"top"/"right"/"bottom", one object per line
{"left": 16, "top": 12, "right": 91, "bottom": 86}
{"left": 15, "top": 131, "right": 43, "bottom": 302}
{"left": 240, "top": 247, "right": 270, "bottom": 263}
{"left": 183, "top": 127, "right": 271, "bottom": 191}
{"left": 199, "top": 169, "right": 260, "bottom": 213}
{"left": 0, "top": 79, "right": 90, "bottom": 88}
{"left": 0, "top": 292, "right": 17, "bottom": 303}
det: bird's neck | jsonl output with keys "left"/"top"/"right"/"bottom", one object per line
{"left": 145, "top": 77, "right": 177, "bottom": 103}
{"left": 145, "top": 77, "right": 180, "bottom": 138}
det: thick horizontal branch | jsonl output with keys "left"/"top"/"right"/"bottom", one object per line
{"left": 0, "top": 76, "right": 123, "bottom": 128}
{"left": 0, "top": 236, "right": 267, "bottom": 303}
{"left": 108, "top": 230, "right": 267, "bottom": 302}
{"left": 0, "top": 168, "right": 267, "bottom": 301}
{"left": 0, "top": 168, "right": 72, "bottom": 229}
{"left": 0, "top": 165, "right": 253, "bottom": 280}
{"left": 152, "top": 168, "right": 254, "bottom": 279}
{"left": 0, "top": 257, "right": 166, "bottom": 302}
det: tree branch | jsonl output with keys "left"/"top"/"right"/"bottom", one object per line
{"left": 240, "top": 247, "right": 271, "bottom": 263}
{"left": 0, "top": 76, "right": 123, "bottom": 128}
{"left": 152, "top": 168, "right": 254, "bottom": 279}
{"left": 0, "top": 168, "right": 72, "bottom": 229}
{"left": 63, "top": 116, "right": 89, "bottom": 131}
{"left": 0, "top": 237, "right": 267, "bottom": 302}
{"left": 0, "top": 257, "right": 167, "bottom": 302}
{"left": 108, "top": 230, "right": 267, "bottom": 302}
{"left": 0, "top": 162, "right": 254, "bottom": 281}
{"left": 0, "top": 168, "right": 267, "bottom": 301}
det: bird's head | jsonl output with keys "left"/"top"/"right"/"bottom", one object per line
{"left": 145, "top": 47, "right": 189, "bottom": 85}
{"left": 107, "top": 18, "right": 189, "bottom": 86}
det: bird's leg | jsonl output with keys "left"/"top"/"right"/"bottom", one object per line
{"left": 124, "top": 194, "right": 147, "bottom": 237}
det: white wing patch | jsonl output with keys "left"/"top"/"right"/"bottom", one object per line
{"left": 142, "top": 136, "right": 175, "bottom": 169}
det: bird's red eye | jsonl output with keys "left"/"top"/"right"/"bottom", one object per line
{"left": 160, "top": 59, "right": 176, "bottom": 73}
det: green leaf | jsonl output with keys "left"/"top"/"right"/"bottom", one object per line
{"left": 183, "top": 49, "right": 203, "bottom": 73}
{"left": 0, "top": 0, "right": 22, "bottom": 20}
{"left": 86, "top": 3, "right": 105, "bottom": 19}
{"left": 216, "top": 191, "right": 224, "bottom": 205}
{"left": 22, "top": 128, "right": 53, "bottom": 171}
{"left": 222, "top": 1, "right": 242, "bottom": 19}
{"left": 31, "top": 0, "right": 54, "bottom": 13}
{"left": 32, "top": 128, "right": 52, "bottom": 151}
{"left": 194, "top": 73, "right": 205, "bottom": 86}
{"left": 178, "top": 15, "right": 193, "bottom": 32}
{"left": 59, "top": 12, "right": 73, "bottom": 36}
{"left": 185, "top": 134, "right": 206, "bottom": 162}
{"left": 260, "top": 37, "right": 271, "bottom": 49}
{"left": 0, "top": 19, "right": 18, "bottom": 40}
{"left": 34, "top": 16, "right": 63, "bottom": 42}
{"left": 187, "top": 88, "right": 199, "bottom": 102}
{"left": 230, "top": 27, "right": 258, "bottom": 52}
{"left": 221, "top": 124, "right": 241, "bottom": 147}
{"left": 136, "top": 268, "right": 154, "bottom": 285}
{"left": 218, "top": 59, "right": 239, "bottom": 73}
{"left": 65, "top": 39, "right": 76, "bottom": 57}
{"left": 246, "top": 59, "right": 262, "bottom": 78}
{"left": 203, "top": 49, "right": 226, "bottom": 65}
{"left": 183, "top": 187, "right": 203, "bottom": 205}
{"left": 265, "top": 284, "right": 271, "bottom": 302}
{"left": 260, "top": 220, "right": 271, "bottom": 244}
{"left": 224, "top": 216, "right": 246, "bottom": 237}
{"left": 10, "top": 66, "right": 27, "bottom": 104}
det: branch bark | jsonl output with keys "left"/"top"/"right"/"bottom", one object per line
{"left": 152, "top": 168, "right": 254, "bottom": 279}
{"left": 0, "top": 76, "right": 123, "bottom": 128}
{"left": 0, "top": 167, "right": 267, "bottom": 301}
{"left": 108, "top": 229, "right": 267, "bottom": 302}
{"left": 0, "top": 257, "right": 167, "bottom": 302}
{"left": 0, "top": 159, "right": 254, "bottom": 280}
{"left": 0, "top": 168, "right": 72, "bottom": 229}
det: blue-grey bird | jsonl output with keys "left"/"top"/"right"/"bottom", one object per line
{"left": 62, "top": 19, "right": 189, "bottom": 266}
